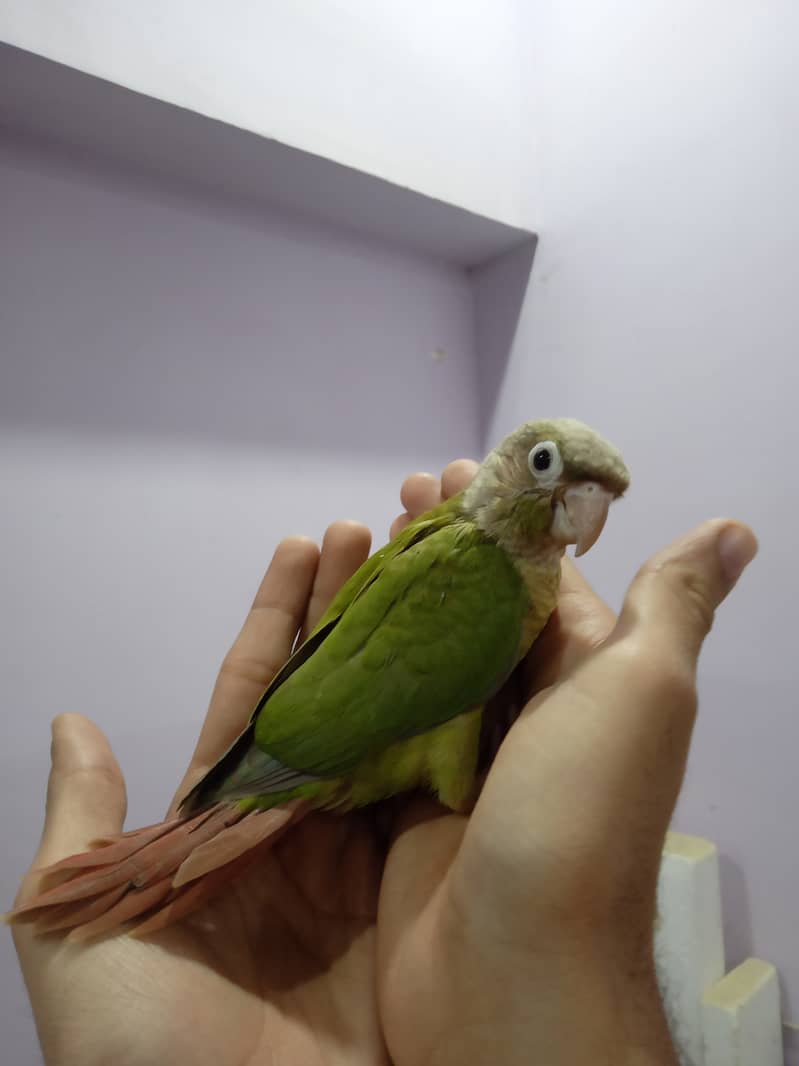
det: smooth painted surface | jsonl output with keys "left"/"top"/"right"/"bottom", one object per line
{"left": 0, "top": 130, "right": 480, "bottom": 1065}
{"left": 0, "top": 0, "right": 529, "bottom": 228}
{"left": 0, "top": 43, "right": 534, "bottom": 268}
{"left": 489, "top": 0, "right": 799, "bottom": 1040}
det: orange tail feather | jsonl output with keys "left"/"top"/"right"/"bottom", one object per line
{"left": 33, "top": 885, "right": 131, "bottom": 934}
{"left": 5, "top": 801, "right": 306, "bottom": 939}
{"left": 66, "top": 877, "right": 176, "bottom": 942}
{"left": 129, "top": 847, "right": 271, "bottom": 938}
{"left": 38, "top": 819, "right": 183, "bottom": 873}
{"left": 173, "top": 806, "right": 296, "bottom": 887}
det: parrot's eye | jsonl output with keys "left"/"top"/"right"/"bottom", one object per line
{"left": 528, "top": 441, "right": 563, "bottom": 484}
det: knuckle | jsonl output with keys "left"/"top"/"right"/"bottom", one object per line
{"left": 671, "top": 566, "right": 716, "bottom": 635}
{"left": 612, "top": 638, "right": 697, "bottom": 710}
{"left": 70, "top": 761, "right": 121, "bottom": 793}
{"left": 219, "top": 651, "right": 281, "bottom": 688}
{"left": 645, "top": 557, "right": 716, "bottom": 636}
{"left": 603, "top": 639, "right": 653, "bottom": 693}
{"left": 648, "top": 656, "right": 698, "bottom": 714}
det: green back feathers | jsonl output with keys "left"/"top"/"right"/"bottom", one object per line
{"left": 255, "top": 518, "right": 529, "bottom": 775}
{"left": 309, "top": 493, "right": 466, "bottom": 637}
{"left": 182, "top": 495, "right": 530, "bottom": 810}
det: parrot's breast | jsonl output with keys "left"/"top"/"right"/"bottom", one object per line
{"left": 509, "top": 552, "right": 563, "bottom": 658}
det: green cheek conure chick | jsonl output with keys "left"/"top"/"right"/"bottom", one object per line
{"left": 6, "top": 418, "right": 629, "bottom": 939}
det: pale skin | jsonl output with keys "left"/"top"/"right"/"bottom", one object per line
{"left": 11, "top": 460, "right": 757, "bottom": 1066}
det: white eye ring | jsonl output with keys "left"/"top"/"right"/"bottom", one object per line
{"left": 528, "top": 440, "right": 563, "bottom": 484}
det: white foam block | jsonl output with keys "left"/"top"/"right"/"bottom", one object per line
{"left": 703, "top": 958, "right": 783, "bottom": 1066}
{"left": 655, "top": 832, "right": 726, "bottom": 1066}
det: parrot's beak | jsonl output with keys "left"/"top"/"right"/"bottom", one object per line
{"left": 553, "top": 482, "right": 614, "bottom": 557}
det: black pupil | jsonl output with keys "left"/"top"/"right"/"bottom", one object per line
{"left": 533, "top": 448, "right": 552, "bottom": 471}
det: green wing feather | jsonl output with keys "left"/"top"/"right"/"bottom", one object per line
{"left": 181, "top": 499, "right": 460, "bottom": 811}
{"left": 182, "top": 494, "right": 529, "bottom": 809}
{"left": 309, "top": 494, "right": 465, "bottom": 636}
{"left": 256, "top": 521, "right": 528, "bottom": 775}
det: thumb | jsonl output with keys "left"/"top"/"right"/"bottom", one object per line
{"left": 35, "top": 713, "right": 127, "bottom": 869}
{"left": 561, "top": 518, "right": 759, "bottom": 812}
{"left": 615, "top": 517, "right": 758, "bottom": 665}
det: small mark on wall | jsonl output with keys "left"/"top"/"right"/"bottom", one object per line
{"left": 430, "top": 348, "right": 447, "bottom": 363}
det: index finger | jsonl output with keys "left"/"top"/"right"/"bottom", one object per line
{"left": 390, "top": 459, "right": 478, "bottom": 538}
{"left": 524, "top": 557, "right": 617, "bottom": 692}
{"left": 168, "top": 536, "right": 320, "bottom": 814}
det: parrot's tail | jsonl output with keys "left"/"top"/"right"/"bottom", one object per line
{"left": 4, "top": 801, "right": 306, "bottom": 940}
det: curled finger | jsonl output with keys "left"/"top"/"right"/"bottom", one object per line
{"left": 299, "top": 520, "right": 372, "bottom": 640}
{"left": 169, "top": 536, "right": 320, "bottom": 813}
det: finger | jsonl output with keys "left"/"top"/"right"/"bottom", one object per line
{"left": 299, "top": 520, "right": 372, "bottom": 641}
{"left": 169, "top": 536, "right": 320, "bottom": 813}
{"left": 503, "top": 519, "right": 757, "bottom": 797}
{"left": 390, "top": 512, "right": 411, "bottom": 539}
{"left": 392, "top": 460, "right": 479, "bottom": 539}
{"left": 614, "top": 518, "right": 758, "bottom": 666}
{"left": 440, "top": 459, "right": 479, "bottom": 499}
{"left": 526, "top": 558, "right": 617, "bottom": 689}
{"left": 399, "top": 473, "right": 441, "bottom": 519}
{"left": 557, "top": 519, "right": 758, "bottom": 765}
{"left": 575, "top": 522, "right": 755, "bottom": 875}
{"left": 28, "top": 714, "right": 126, "bottom": 882}
{"left": 556, "top": 518, "right": 757, "bottom": 794}
{"left": 558, "top": 556, "right": 616, "bottom": 647}
{"left": 456, "top": 520, "right": 757, "bottom": 942}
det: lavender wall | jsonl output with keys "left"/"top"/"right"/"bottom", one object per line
{"left": 492, "top": 0, "right": 799, "bottom": 1051}
{"left": 0, "top": 0, "right": 528, "bottom": 227}
{"left": 0, "top": 130, "right": 480, "bottom": 1064}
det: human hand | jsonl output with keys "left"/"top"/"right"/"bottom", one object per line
{"left": 10, "top": 461, "right": 757, "bottom": 1066}
{"left": 12, "top": 518, "right": 387, "bottom": 1066}
{"left": 11, "top": 465, "right": 478, "bottom": 1066}
{"left": 381, "top": 472, "right": 757, "bottom": 1066}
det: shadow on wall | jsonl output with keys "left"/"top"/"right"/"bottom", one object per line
{"left": 718, "top": 852, "right": 754, "bottom": 969}
{"left": 470, "top": 238, "right": 538, "bottom": 448}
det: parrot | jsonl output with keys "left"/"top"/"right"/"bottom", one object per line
{"left": 5, "top": 418, "right": 629, "bottom": 940}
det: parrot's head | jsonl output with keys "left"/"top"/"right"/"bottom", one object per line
{"left": 462, "top": 418, "right": 629, "bottom": 559}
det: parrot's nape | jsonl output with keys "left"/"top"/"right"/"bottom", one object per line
{"left": 5, "top": 418, "right": 629, "bottom": 939}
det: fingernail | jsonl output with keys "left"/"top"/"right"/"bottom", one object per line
{"left": 717, "top": 525, "right": 758, "bottom": 587}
